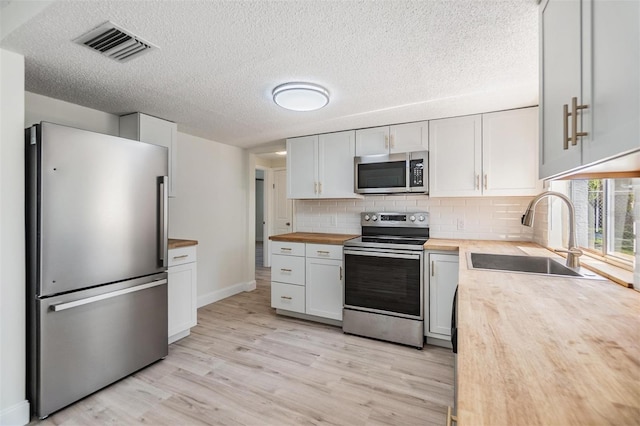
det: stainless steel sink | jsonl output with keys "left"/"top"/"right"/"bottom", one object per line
{"left": 467, "top": 252, "right": 606, "bottom": 280}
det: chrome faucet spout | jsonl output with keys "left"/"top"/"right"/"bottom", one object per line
{"left": 521, "top": 191, "right": 582, "bottom": 269}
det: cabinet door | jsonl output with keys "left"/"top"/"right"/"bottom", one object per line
{"left": 287, "top": 135, "right": 318, "bottom": 198}
{"left": 428, "top": 254, "right": 459, "bottom": 337}
{"left": 428, "top": 115, "right": 482, "bottom": 197}
{"left": 355, "top": 126, "right": 390, "bottom": 156}
{"left": 318, "top": 131, "right": 356, "bottom": 198}
{"left": 582, "top": 0, "right": 640, "bottom": 165}
{"left": 539, "top": 0, "right": 583, "bottom": 178}
{"left": 482, "top": 108, "right": 541, "bottom": 196}
{"left": 306, "top": 258, "right": 343, "bottom": 320}
{"left": 390, "top": 121, "right": 428, "bottom": 154}
{"left": 168, "top": 261, "right": 197, "bottom": 340}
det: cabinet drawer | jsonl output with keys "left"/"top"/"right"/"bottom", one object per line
{"left": 306, "top": 243, "right": 343, "bottom": 260}
{"left": 169, "top": 246, "right": 197, "bottom": 267}
{"left": 271, "top": 241, "right": 305, "bottom": 256}
{"left": 271, "top": 282, "right": 305, "bottom": 313}
{"left": 271, "top": 254, "right": 305, "bottom": 285}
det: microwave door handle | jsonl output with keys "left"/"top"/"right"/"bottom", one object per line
{"left": 406, "top": 154, "right": 411, "bottom": 192}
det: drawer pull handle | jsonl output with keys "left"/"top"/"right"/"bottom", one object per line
{"left": 571, "top": 96, "right": 588, "bottom": 145}
{"left": 280, "top": 268, "right": 292, "bottom": 272}
{"left": 446, "top": 406, "right": 457, "bottom": 426}
{"left": 280, "top": 296, "right": 292, "bottom": 300}
{"left": 280, "top": 248, "right": 292, "bottom": 251}
{"left": 172, "top": 255, "right": 189, "bottom": 260}
{"left": 317, "top": 250, "right": 330, "bottom": 255}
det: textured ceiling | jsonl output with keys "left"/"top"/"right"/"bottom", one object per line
{"left": 1, "top": 0, "right": 539, "bottom": 149}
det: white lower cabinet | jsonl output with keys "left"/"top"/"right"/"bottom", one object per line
{"left": 168, "top": 245, "right": 198, "bottom": 343}
{"left": 425, "top": 252, "right": 459, "bottom": 341}
{"left": 271, "top": 242, "right": 343, "bottom": 322}
{"left": 306, "top": 257, "right": 343, "bottom": 321}
{"left": 271, "top": 281, "right": 305, "bottom": 313}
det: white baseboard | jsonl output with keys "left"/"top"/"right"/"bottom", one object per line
{"left": 0, "top": 400, "right": 30, "bottom": 426}
{"left": 197, "top": 280, "right": 256, "bottom": 308}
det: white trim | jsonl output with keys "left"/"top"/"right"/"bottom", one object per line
{"left": 0, "top": 400, "right": 30, "bottom": 426}
{"left": 168, "top": 329, "right": 190, "bottom": 344}
{"left": 197, "top": 280, "right": 256, "bottom": 308}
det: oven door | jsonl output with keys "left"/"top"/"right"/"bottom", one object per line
{"left": 344, "top": 248, "right": 423, "bottom": 319}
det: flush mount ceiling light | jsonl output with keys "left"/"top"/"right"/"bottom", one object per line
{"left": 272, "top": 82, "right": 329, "bottom": 111}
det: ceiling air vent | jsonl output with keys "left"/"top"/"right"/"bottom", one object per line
{"left": 74, "top": 21, "right": 158, "bottom": 63}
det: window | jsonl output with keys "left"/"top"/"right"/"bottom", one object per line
{"left": 571, "top": 178, "right": 638, "bottom": 264}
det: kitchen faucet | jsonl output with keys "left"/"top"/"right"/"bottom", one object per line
{"left": 521, "top": 191, "right": 583, "bottom": 269}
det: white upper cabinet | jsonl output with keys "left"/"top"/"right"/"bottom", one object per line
{"left": 120, "top": 113, "right": 178, "bottom": 197}
{"left": 429, "top": 108, "right": 540, "bottom": 197}
{"left": 355, "top": 126, "right": 389, "bottom": 156}
{"left": 355, "top": 121, "right": 428, "bottom": 156}
{"left": 318, "top": 131, "right": 357, "bottom": 198}
{"left": 482, "top": 107, "right": 541, "bottom": 196}
{"left": 287, "top": 135, "right": 317, "bottom": 199}
{"left": 540, "top": 0, "right": 640, "bottom": 178}
{"left": 429, "top": 115, "right": 482, "bottom": 197}
{"left": 287, "top": 130, "right": 358, "bottom": 199}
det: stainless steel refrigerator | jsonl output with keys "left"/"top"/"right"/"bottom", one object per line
{"left": 26, "top": 122, "right": 169, "bottom": 419}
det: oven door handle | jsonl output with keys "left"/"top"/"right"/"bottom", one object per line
{"left": 344, "top": 249, "right": 421, "bottom": 260}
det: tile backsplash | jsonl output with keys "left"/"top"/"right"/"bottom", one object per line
{"left": 295, "top": 195, "right": 536, "bottom": 241}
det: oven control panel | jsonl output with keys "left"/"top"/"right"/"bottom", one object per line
{"left": 361, "top": 212, "right": 428, "bottom": 227}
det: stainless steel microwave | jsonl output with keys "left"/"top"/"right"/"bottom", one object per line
{"left": 354, "top": 151, "right": 428, "bottom": 194}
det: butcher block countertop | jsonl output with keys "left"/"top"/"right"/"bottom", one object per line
{"left": 269, "top": 232, "right": 359, "bottom": 245}
{"left": 427, "top": 239, "right": 640, "bottom": 425}
{"left": 168, "top": 239, "right": 198, "bottom": 249}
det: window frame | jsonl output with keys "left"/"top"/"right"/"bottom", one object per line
{"left": 571, "top": 178, "right": 636, "bottom": 269}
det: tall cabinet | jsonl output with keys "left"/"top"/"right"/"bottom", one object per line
{"left": 540, "top": 0, "right": 640, "bottom": 178}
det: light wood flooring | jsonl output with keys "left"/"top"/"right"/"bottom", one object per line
{"left": 36, "top": 263, "right": 454, "bottom": 425}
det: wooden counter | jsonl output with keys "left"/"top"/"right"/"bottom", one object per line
{"left": 428, "top": 239, "right": 640, "bottom": 425}
{"left": 168, "top": 238, "right": 198, "bottom": 249}
{"left": 269, "top": 232, "right": 359, "bottom": 245}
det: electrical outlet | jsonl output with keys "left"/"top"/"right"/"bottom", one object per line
{"left": 330, "top": 214, "right": 338, "bottom": 227}
{"left": 457, "top": 218, "right": 465, "bottom": 230}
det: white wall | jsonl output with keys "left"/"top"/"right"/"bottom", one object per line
{"left": 25, "top": 92, "right": 119, "bottom": 136}
{"left": 0, "top": 48, "right": 30, "bottom": 426}
{"left": 295, "top": 195, "right": 535, "bottom": 240}
{"left": 169, "top": 133, "right": 253, "bottom": 307}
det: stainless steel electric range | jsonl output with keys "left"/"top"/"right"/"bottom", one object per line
{"left": 343, "top": 212, "right": 429, "bottom": 348}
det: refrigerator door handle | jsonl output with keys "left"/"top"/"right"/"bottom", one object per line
{"left": 158, "top": 176, "right": 168, "bottom": 267}
{"left": 50, "top": 279, "right": 167, "bottom": 312}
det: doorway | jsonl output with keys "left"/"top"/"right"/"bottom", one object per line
{"left": 273, "top": 168, "right": 293, "bottom": 236}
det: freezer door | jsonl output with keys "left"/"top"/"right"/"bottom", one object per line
{"left": 33, "top": 274, "right": 168, "bottom": 418}
{"left": 35, "top": 123, "right": 168, "bottom": 296}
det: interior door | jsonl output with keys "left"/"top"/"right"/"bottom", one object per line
{"left": 274, "top": 168, "right": 293, "bottom": 236}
